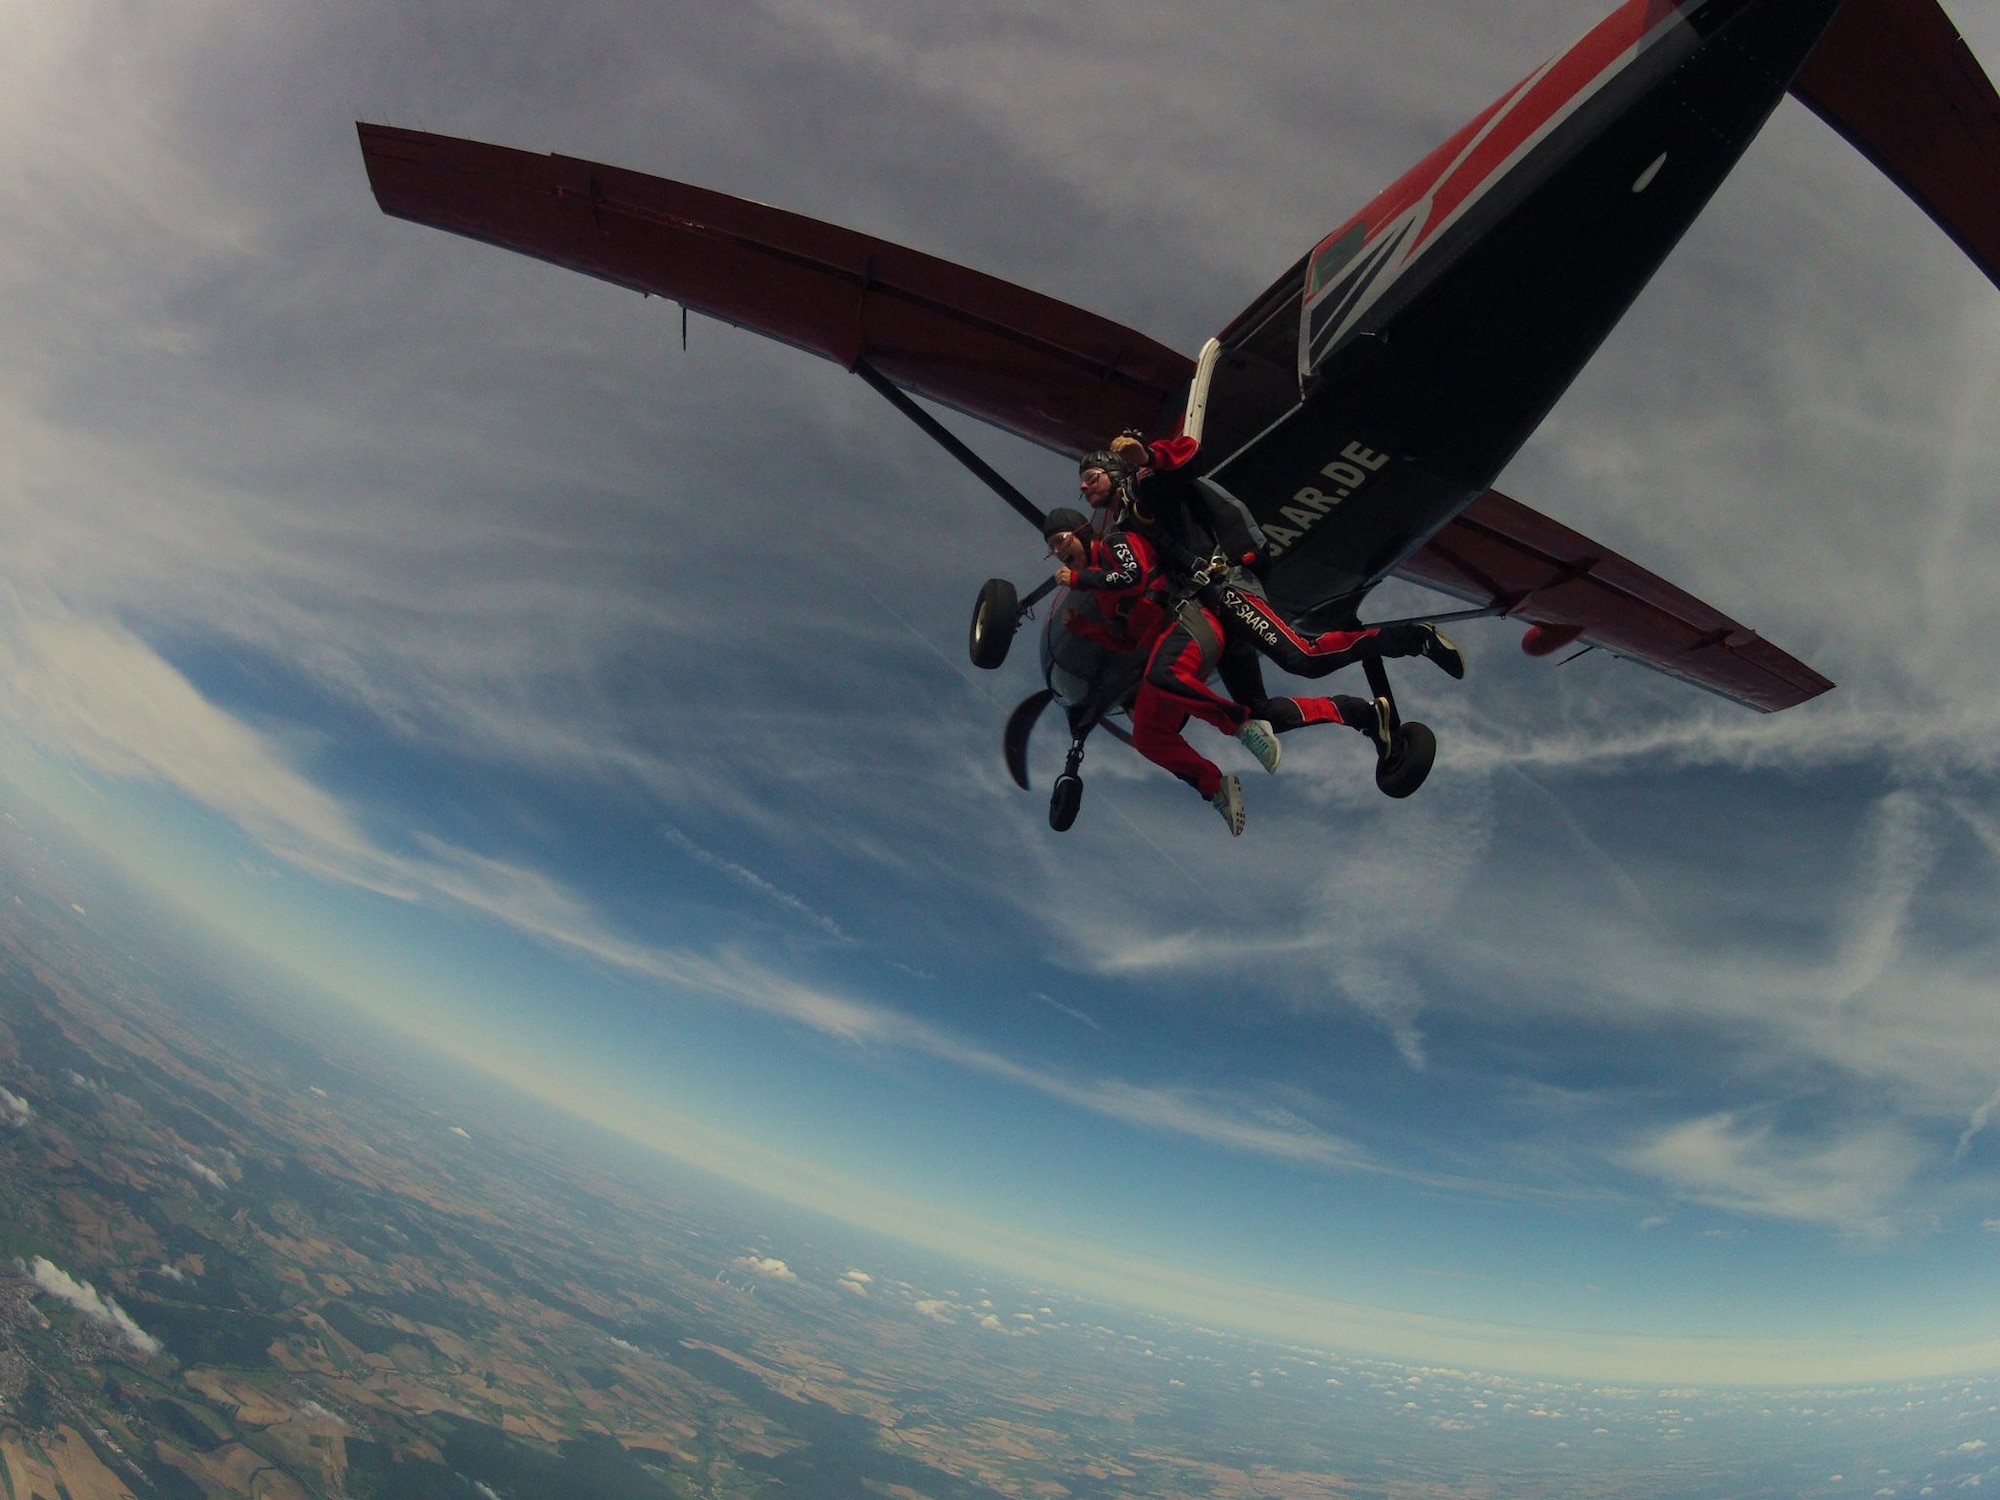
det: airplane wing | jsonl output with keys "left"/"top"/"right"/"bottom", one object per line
{"left": 1393, "top": 491, "right": 1833, "bottom": 712}
{"left": 356, "top": 124, "right": 1193, "bottom": 458}
{"left": 1791, "top": 0, "right": 2000, "bottom": 287}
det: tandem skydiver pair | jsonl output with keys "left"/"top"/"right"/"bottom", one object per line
{"left": 1044, "top": 434, "right": 1464, "bottom": 835}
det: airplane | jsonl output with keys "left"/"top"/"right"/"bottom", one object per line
{"left": 357, "top": 0, "right": 2000, "bottom": 832}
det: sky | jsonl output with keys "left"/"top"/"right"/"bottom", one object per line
{"left": 4, "top": 0, "right": 2000, "bottom": 1387}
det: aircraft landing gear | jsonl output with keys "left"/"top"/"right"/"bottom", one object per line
{"left": 969, "top": 578, "right": 1020, "bottom": 669}
{"left": 1049, "top": 740, "right": 1086, "bottom": 831}
{"left": 1364, "top": 655, "right": 1436, "bottom": 800}
{"left": 1002, "top": 687, "right": 1099, "bottom": 828}
{"left": 1375, "top": 721, "right": 1436, "bottom": 799}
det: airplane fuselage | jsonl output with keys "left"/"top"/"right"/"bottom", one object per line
{"left": 1201, "top": 0, "right": 1848, "bottom": 624}
{"left": 1034, "top": 0, "right": 1849, "bottom": 726}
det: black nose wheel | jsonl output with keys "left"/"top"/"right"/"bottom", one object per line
{"left": 1048, "top": 738, "right": 1087, "bottom": 831}
{"left": 1363, "top": 654, "right": 1436, "bottom": 799}
{"left": 1049, "top": 773, "right": 1084, "bottom": 830}
{"left": 1374, "top": 721, "right": 1436, "bottom": 799}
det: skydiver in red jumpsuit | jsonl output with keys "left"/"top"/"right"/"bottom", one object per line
{"left": 1044, "top": 505, "right": 1385, "bottom": 836}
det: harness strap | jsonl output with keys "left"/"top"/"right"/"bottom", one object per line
{"left": 1174, "top": 598, "right": 1224, "bottom": 671}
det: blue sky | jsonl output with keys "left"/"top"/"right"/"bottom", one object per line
{"left": 3, "top": 0, "right": 2000, "bottom": 1384}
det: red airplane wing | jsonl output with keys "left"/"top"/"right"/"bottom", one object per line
{"left": 1394, "top": 491, "right": 1833, "bottom": 712}
{"left": 1791, "top": 0, "right": 2000, "bottom": 288}
{"left": 357, "top": 125, "right": 1192, "bottom": 458}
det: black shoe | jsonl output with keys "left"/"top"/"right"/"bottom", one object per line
{"left": 1369, "top": 696, "right": 1395, "bottom": 754}
{"left": 1419, "top": 624, "right": 1466, "bottom": 680}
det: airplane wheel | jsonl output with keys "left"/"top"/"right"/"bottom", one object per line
{"left": 969, "top": 578, "right": 1019, "bottom": 669}
{"left": 1375, "top": 721, "right": 1436, "bottom": 800}
{"left": 1049, "top": 773, "right": 1083, "bottom": 831}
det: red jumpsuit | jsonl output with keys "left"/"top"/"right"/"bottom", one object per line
{"left": 1065, "top": 527, "right": 1366, "bottom": 800}
{"left": 1131, "top": 603, "right": 1248, "bottom": 799}
{"left": 1061, "top": 530, "right": 1168, "bottom": 654}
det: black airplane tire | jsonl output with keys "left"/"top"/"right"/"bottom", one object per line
{"left": 969, "top": 578, "right": 1020, "bottom": 669}
{"left": 1049, "top": 773, "right": 1083, "bottom": 831}
{"left": 1375, "top": 722, "right": 1436, "bottom": 800}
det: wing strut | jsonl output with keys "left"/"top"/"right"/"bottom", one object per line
{"left": 854, "top": 358, "right": 1046, "bottom": 531}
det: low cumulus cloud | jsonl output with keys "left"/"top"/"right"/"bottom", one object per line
{"left": 0, "top": 1086, "right": 30, "bottom": 1126}
{"left": 732, "top": 1255, "right": 798, "bottom": 1284}
{"left": 837, "top": 1269, "right": 871, "bottom": 1296}
{"left": 178, "top": 1153, "right": 227, "bottom": 1190}
{"left": 31, "top": 1257, "right": 162, "bottom": 1355}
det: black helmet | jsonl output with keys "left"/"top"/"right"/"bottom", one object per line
{"left": 1041, "top": 506, "right": 1090, "bottom": 540}
{"left": 1077, "top": 449, "right": 1128, "bottom": 483}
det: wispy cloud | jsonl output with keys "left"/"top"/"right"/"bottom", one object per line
{"left": 15, "top": 581, "right": 1997, "bottom": 1222}
{"left": 1825, "top": 791, "right": 1938, "bottom": 1006}
{"left": 1619, "top": 1113, "right": 1926, "bottom": 1240}
{"left": 1334, "top": 954, "right": 1428, "bottom": 1070}
{"left": 0, "top": 592, "right": 398, "bottom": 895}
{"left": 1448, "top": 702, "right": 2000, "bottom": 785}
{"left": 1959, "top": 1084, "right": 2000, "bottom": 1161}
{"left": 1428, "top": 779, "right": 2000, "bottom": 1168}
{"left": 0, "top": 592, "right": 1421, "bottom": 1180}
{"left": 659, "top": 824, "right": 846, "bottom": 940}
{"left": 1032, "top": 992, "right": 1102, "bottom": 1031}
{"left": 683, "top": 948, "right": 1394, "bottom": 1179}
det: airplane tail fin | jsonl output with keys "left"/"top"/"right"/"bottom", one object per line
{"left": 1791, "top": 0, "right": 2000, "bottom": 288}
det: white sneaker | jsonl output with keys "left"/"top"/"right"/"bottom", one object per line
{"left": 1210, "top": 774, "right": 1245, "bottom": 836}
{"left": 1236, "top": 718, "right": 1281, "bottom": 774}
